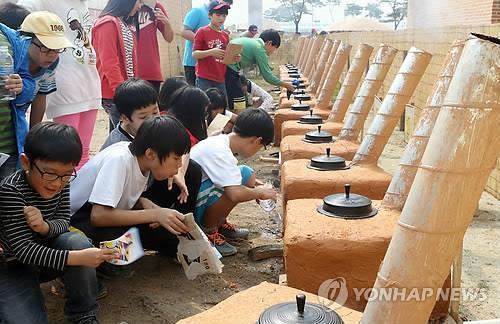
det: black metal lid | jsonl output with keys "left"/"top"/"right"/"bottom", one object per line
{"left": 307, "top": 148, "right": 348, "bottom": 171}
{"left": 291, "top": 98, "right": 311, "bottom": 111}
{"left": 293, "top": 89, "right": 306, "bottom": 95}
{"left": 299, "top": 110, "right": 323, "bottom": 124}
{"left": 317, "top": 184, "right": 378, "bottom": 219}
{"left": 294, "top": 94, "right": 311, "bottom": 101}
{"left": 258, "top": 294, "right": 344, "bottom": 324}
{"left": 296, "top": 84, "right": 307, "bottom": 89}
{"left": 289, "top": 73, "right": 301, "bottom": 78}
{"left": 304, "top": 125, "right": 333, "bottom": 143}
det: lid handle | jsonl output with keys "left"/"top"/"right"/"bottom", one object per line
{"left": 317, "top": 125, "right": 322, "bottom": 133}
{"left": 296, "top": 294, "right": 306, "bottom": 315}
{"left": 310, "top": 109, "right": 313, "bottom": 116}
{"left": 345, "top": 184, "right": 351, "bottom": 199}
{"left": 326, "top": 147, "right": 331, "bottom": 157}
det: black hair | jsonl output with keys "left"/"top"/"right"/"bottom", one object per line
{"left": 260, "top": 29, "right": 281, "bottom": 48}
{"left": 233, "top": 108, "right": 274, "bottom": 146}
{"left": 248, "top": 24, "right": 257, "bottom": 31}
{"left": 99, "top": 0, "right": 140, "bottom": 37}
{"left": 158, "top": 77, "right": 188, "bottom": 112}
{"left": 209, "top": 7, "right": 229, "bottom": 15}
{"left": 168, "top": 86, "right": 209, "bottom": 142}
{"left": 0, "top": 2, "right": 30, "bottom": 30}
{"left": 114, "top": 78, "right": 158, "bottom": 120}
{"left": 129, "top": 116, "right": 191, "bottom": 162}
{"left": 24, "top": 122, "right": 82, "bottom": 165}
{"left": 205, "top": 88, "right": 226, "bottom": 125}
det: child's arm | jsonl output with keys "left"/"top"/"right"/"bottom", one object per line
{"left": 90, "top": 201, "right": 188, "bottom": 235}
{"left": 224, "top": 185, "right": 276, "bottom": 204}
{"left": 250, "top": 81, "right": 274, "bottom": 110}
{"left": 192, "top": 29, "right": 225, "bottom": 60}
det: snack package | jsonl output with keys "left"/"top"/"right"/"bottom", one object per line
{"left": 99, "top": 227, "right": 144, "bottom": 265}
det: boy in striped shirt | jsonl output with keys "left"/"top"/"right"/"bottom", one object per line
{"left": 0, "top": 123, "right": 116, "bottom": 324}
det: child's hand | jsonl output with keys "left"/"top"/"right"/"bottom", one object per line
{"left": 283, "top": 82, "right": 295, "bottom": 92}
{"left": 234, "top": 54, "right": 241, "bottom": 63}
{"left": 24, "top": 206, "right": 49, "bottom": 235}
{"left": 168, "top": 174, "right": 189, "bottom": 204}
{"left": 71, "top": 248, "right": 119, "bottom": 268}
{"left": 210, "top": 48, "right": 225, "bottom": 59}
{"left": 4, "top": 74, "right": 22, "bottom": 95}
{"left": 153, "top": 8, "right": 169, "bottom": 24}
{"left": 156, "top": 209, "right": 188, "bottom": 235}
{"left": 257, "top": 187, "right": 277, "bottom": 202}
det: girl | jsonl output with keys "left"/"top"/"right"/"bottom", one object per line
{"left": 205, "top": 87, "right": 237, "bottom": 135}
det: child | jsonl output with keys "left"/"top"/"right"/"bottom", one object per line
{"left": 239, "top": 74, "right": 274, "bottom": 112}
{"left": 101, "top": 78, "right": 202, "bottom": 216}
{"left": 192, "top": 0, "right": 231, "bottom": 93}
{"left": 158, "top": 76, "right": 188, "bottom": 113}
{"left": 0, "top": 122, "right": 116, "bottom": 324}
{"left": 190, "top": 109, "right": 277, "bottom": 256}
{"left": 205, "top": 87, "right": 237, "bottom": 135}
{"left": 70, "top": 116, "right": 191, "bottom": 260}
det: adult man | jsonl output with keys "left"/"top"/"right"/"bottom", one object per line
{"left": 181, "top": 0, "right": 232, "bottom": 86}
{"left": 241, "top": 24, "right": 258, "bottom": 38}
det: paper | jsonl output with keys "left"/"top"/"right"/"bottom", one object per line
{"left": 177, "top": 213, "right": 223, "bottom": 280}
{"left": 99, "top": 227, "right": 144, "bottom": 265}
{"left": 207, "top": 113, "right": 231, "bottom": 136}
{"left": 222, "top": 43, "right": 242, "bottom": 65}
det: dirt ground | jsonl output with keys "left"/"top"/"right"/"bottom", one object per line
{"left": 43, "top": 106, "right": 499, "bottom": 323}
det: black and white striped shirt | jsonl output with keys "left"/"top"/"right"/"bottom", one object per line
{"left": 119, "top": 19, "right": 135, "bottom": 78}
{"left": 0, "top": 171, "right": 70, "bottom": 271}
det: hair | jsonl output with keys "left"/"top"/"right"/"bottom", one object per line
{"left": 233, "top": 108, "right": 274, "bottom": 146}
{"left": 114, "top": 78, "right": 158, "bottom": 120}
{"left": 129, "top": 116, "right": 191, "bottom": 161}
{"left": 260, "top": 29, "right": 281, "bottom": 48}
{"left": 205, "top": 88, "right": 226, "bottom": 125}
{"left": 248, "top": 24, "right": 257, "bottom": 31}
{"left": 99, "top": 0, "right": 140, "bottom": 37}
{"left": 24, "top": 122, "right": 82, "bottom": 165}
{"left": 167, "top": 86, "right": 209, "bottom": 141}
{"left": 238, "top": 74, "right": 250, "bottom": 90}
{"left": 0, "top": 2, "right": 30, "bottom": 30}
{"left": 158, "top": 77, "right": 188, "bottom": 112}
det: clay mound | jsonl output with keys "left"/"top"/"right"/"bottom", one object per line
{"left": 278, "top": 97, "right": 318, "bottom": 109}
{"left": 281, "top": 160, "right": 391, "bottom": 207}
{"left": 281, "top": 120, "right": 343, "bottom": 142}
{"left": 280, "top": 135, "right": 359, "bottom": 163}
{"left": 177, "top": 281, "right": 363, "bottom": 323}
{"left": 274, "top": 109, "right": 331, "bottom": 146}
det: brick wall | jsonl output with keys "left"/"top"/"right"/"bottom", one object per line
{"left": 157, "top": 0, "right": 192, "bottom": 78}
{"left": 276, "top": 25, "right": 500, "bottom": 198}
{"left": 407, "top": 0, "right": 498, "bottom": 28}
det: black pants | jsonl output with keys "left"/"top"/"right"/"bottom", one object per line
{"left": 184, "top": 66, "right": 196, "bottom": 86}
{"left": 225, "top": 68, "right": 246, "bottom": 111}
{"left": 146, "top": 80, "right": 162, "bottom": 93}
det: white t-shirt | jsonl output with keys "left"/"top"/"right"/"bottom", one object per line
{"left": 70, "top": 141, "right": 149, "bottom": 215}
{"left": 190, "top": 134, "right": 241, "bottom": 187}
{"left": 18, "top": 0, "right": 102, "bottom": 119}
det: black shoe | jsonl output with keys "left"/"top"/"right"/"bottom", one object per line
{"left": 96, "top": 263, "right": 134, "bottom": 280}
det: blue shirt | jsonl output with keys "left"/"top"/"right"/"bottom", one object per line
{"left": 183, "top": 4, "right": 210, "bottom": 67}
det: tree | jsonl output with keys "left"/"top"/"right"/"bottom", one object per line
{"left": 379, "top": 0, "right": 407, "bottom": 30}
{"left": 365, "top": 2, "right": 383, "bottom": 19}
{"left": 344, "top": 3, "right": 363, "bottom": 17}
{"left": 264, "top": 0, "right": 338, "bottom": 34}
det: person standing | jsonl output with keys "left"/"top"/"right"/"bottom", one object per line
{"left": 18, "top": 0, "right": 103, "bottom": 170}
{"left": 181, "top": 0, "right": 232, "bottom": 86}
{"left": 137, "top": 0, "right": 173, "bottom": 92}
{"left": 92, "top": 0, "right": 143, "bottom": 133}
{"left": 241, "top": 24, "right": 258, "bottom": 38}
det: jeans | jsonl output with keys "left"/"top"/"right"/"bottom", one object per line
{"left": 0, "top": 232, "right": 98, "bottom": 324}
{"left": 0, "top": 154, "right": 18, "bottom": 182}
{"left": 102, "top": 99, "right": 120, "bottom": 134}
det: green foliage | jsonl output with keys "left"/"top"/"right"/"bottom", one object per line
{"left": 379, "top": 0, "right": 408, "bottom": 30}
{"left": 365, "top": 2, "right": 383, "bottom": 19}
{"left": 344, "top": 3, "right": 363, "bottom": 16}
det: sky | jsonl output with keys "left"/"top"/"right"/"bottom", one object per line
{"left": 192, "top": 0, "right": 380, "bottom": 32}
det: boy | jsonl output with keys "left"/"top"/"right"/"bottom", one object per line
{"left": 190, "top": 109, "right": 277, "bottom": 256}
{"left": 192, "top": 0, "right": 231, "bottom": 93}
{"left": 239, "top": 74, "right": 274, "bottom": 112}
{"left": 225, "top": 29, "right": 295, "bottom": 110}
{"left": 70, "top": 116, "right": 191, "bottom": 261}
{"left": 101, "top": 78, "right": 201, "bottom": 216}
{"left": 0, "top": 122, "right": 117, "bottom": 324}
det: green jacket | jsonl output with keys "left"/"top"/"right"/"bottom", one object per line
{"left": 228, "top": 37, "right": 282, "bottom": 86}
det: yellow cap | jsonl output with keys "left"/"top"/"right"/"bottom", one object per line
{"left": 20, "top": 11, "right": 73, "bottom": 50}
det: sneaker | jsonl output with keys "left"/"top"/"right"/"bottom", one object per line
{"left": 50, "top": 278, "right": 108, "bottom": 300}
{"left": 207, "top": 231, "right": 237, "bottom": 257}
{"left": 96, "top": 263, "right": 134, "bottom": 280}
{"left": 219, "top": 222, "right": 249, "bottom": 240}
{"left": 74, "top": 316, "right": 99, "bottom": 324}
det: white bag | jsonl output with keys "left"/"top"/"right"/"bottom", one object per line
{"left": 177, "top": 214, "right": 223, "bottom": 280}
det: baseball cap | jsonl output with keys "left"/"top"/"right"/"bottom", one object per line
{"left": 249, "top": 25, "right": 258, "bottom": 32}
{"left": 20, "top": 11, "right": 73, "bottom": 50}
{"left": 208, "top": 0, "right": 231, "bottom": 13}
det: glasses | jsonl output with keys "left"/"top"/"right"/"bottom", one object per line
{"left": 32, "top": 41, "right": 66, "bottom": 54}
{"left": 32, "top": 162, "right": 77, "bottom": 183}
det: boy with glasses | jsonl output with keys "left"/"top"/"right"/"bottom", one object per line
{"left": 0, "top": 122, "right": 117, "bottom": 324}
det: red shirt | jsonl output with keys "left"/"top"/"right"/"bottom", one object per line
{"left": 137, "top": 2, "right": 168, "bottom": 81}
{"left": 193, "top": 25, "right": 229, "bottom": 83}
